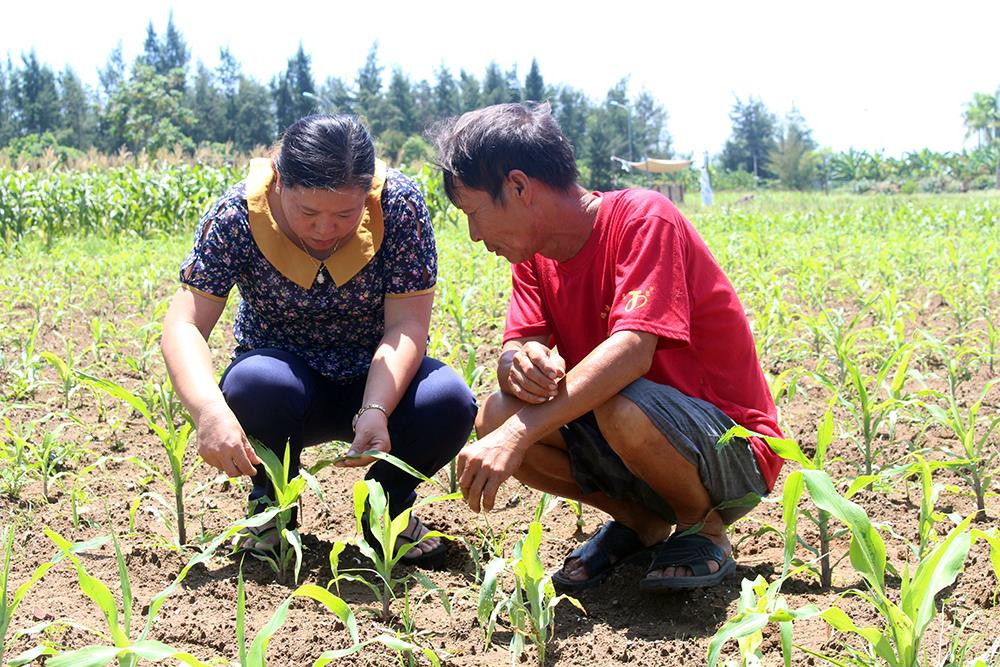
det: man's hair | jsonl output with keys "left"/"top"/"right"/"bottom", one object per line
{"left": 275, "top": 114, "right": 375, "bottom": 191}
{"left": 430, "top": 102, "right": 578, "bottom": 204}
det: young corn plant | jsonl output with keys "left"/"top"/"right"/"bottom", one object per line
{"left": 234, "top": 559, "right": 360, "bottom": 667}
{"left": 330, "top": 474, "right": 458, "bottom": 622}
{"left": 477, "top": 521, "right": 584, "bottom": 666}
{"left": 76, "top": 372, "right": 198, "bottom": 546}
{"left": 20, "top": 513, "right": 280, "bottom": 667}
{"left": 917, "top": 348, "right": 999, "bottom": 522}
{"left": 1, "top": 524, "right": 62, "bottom": 667}
{"left": 815, "top": 341, "right": 914, "bottom": 475}
{"left": 707, "top": 571, "right": 822, "bottom": 667}
{"left": 245, "top": 437, "right": 331, "bottom": 584}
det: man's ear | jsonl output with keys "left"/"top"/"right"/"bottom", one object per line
{"left": 506, "top": 170, "right": 531, "bottom": 202}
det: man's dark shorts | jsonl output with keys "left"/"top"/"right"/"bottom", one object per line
{"left": 560, "top": 378, "right": 769, "bottom": 525}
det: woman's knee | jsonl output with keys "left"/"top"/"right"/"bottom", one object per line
{"left": 221, "top": 350, "right": 311, "bottom": 423}
{"left": 411, "top": 360, "right": 477, "bottom": 441}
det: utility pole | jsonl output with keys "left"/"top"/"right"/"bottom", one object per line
{"left": 609, "top": 100, "right": 634, "bottom": 161}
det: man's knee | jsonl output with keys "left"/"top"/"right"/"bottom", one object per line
{"left": 593, "top": 394, "right": 657, "bottom": 461}
{"left": 475, "top": 391, "right": 521, "bottom": 439}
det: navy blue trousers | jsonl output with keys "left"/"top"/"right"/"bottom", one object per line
{"left": 220, "top": 349, "right": 476, "bottom": 518}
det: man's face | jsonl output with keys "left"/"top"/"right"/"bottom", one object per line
{"left": 452, "top": 180, "right": 534, "bottom": 264}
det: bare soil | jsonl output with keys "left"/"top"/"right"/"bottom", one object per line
{"left": 1, "top": 283, "right": 998, "bottom": 667}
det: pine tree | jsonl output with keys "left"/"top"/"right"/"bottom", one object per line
{"left": 632, "top": 91, "right": 670, "bottom": 158}
{"left": 58, "top": 67, "right": 95, "bottom": 148}
{"left": 386, "top": 68, "right": 417, "bottom": 135}
{"left": 0, "top": 59, "right": 12, "bottom": 144}
{"left": 434, "top": 66, "right": 459, "bottom": 118}
{"left": 721, "top": 96, "right": 778, "bottom": 179}
{"left": 586, "top": 109, "right": 615, "bottom": 190}
{"left": 12, "top": 51, "right": 60, "bottom": 136}
{"left": 504, "top": 66, "right": 522, "bottom": 103}
{"left": 98, "top": 44, "right": 125, "bottom": 106}
{"left": 355, "top": 43, "right": 385, "bottom": 134}
{"left": 767, "top": 108, "right": 818, "bottom": 189}
{"left": 235, "top": 76, "right": 274, "bottom": 150}
{"left": 482, "top": 62, "right": 505, "bottom": 106}
{"left": 524, "top": 59, "right": 545, "bottom": 102}
{"left": 216, "top": 48, "right": 241, "bottom": 144}
{"left": 458, "top": 70, "right": 480, "bottom": 112}
{"left": 555, "top": 87, "right": 588, "bottom": 154}
{"left": 190, "top": 62, "right": 224, "bottom": 144}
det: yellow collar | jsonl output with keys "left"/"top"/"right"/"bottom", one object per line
{"left": 245, "top": 158, "right": 386, "bottom": 289}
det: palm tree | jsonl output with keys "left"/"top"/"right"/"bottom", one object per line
{"left": 963, "top": 89, "right": 1000, "bottom": 188}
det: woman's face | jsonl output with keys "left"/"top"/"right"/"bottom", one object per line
{"left": 277, "top": 180, "right": 368, "bottom": 254}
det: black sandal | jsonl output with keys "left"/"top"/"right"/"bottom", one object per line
{"left": 551, "top": 520, "right": 651, "bottom": 593}
{"left": 639, "top": 533, "right": 735, "bottom": 592}
{"left": 360, "top": 512, "right": 448, "bottom": 569}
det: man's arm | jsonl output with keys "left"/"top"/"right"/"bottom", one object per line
{"left": 458, "top": 329, "right": 658, "bottom": 512}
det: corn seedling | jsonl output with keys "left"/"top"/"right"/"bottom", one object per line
{"left": 245, "top": 437, "right": 331, "bottom": 584}
{"left": 1, "top": 524, "right": 62, "bottom": 666}
{"left": 815, "top": 341, "right": 914, "bottom": 475}
{"left": 234, "top": 559, "right": 359, "bottom": 667}
{"left": 707, "top": 570, "right": 822, "bottom": 667}
{"left": 23, "top": 513, "right": 280, "bottom": 666}
{"left": 477, "top": 521, "right": 584, "bottom": 666}
{"left": 76, "top": 372, "right": 198, "bottom": 546}
{"left": 330, "top": 474, "right": 458, "bottom": 622}
{"left": 918, "top": 351, "right": 998, "bottom": 522}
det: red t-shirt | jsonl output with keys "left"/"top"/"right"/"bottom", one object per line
{"left": 504, "top": 189, "right": 783, "bottom": 491}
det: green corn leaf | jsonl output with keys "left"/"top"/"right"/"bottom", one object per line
{"left": 292, "top": 584, "right": 359, "bottom": 645}
{"left": 284, "top": 527, "right": 303, "bottom": 584}
{"left": 108, "top": 528, "right": 132, "bottom": 637}
{"left": 781, "top": 471, "right": 804, "bottom": 578}
{"left": 478, "top": 556, "right": 507, "bottom": 626}
{"left": 45, "top": 528, "right": 127, "bottom": 647}
{"left": 237, "top": 560, "right": 247, "bottom": 666}
{"left": 707, "top": 611, "right": 769, "bottom": 667}
{"left": 247, "top": 596, "right": 294, "bottom": 666}
{"left": 74, "top": 371, "right": 153, "bottom": 425}
{"left": 905, "top": 513, "right": 974, "bottom": 637}
{"left": 815, "top": 410, "right": 834, "bottom": 468}
{"left": 800, "top": 470, "right": 886, "bottom": 591}
{"left": 126, "top": 640, "right": 209, "bottom": 664}
{"left": 46, "top": 645, "right": 121, "bottom": 667}
{"left": 719, "top": 425, "right": 809, "bottom": 468}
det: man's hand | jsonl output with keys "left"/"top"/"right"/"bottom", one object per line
{"left": 503, "top": 341, "right": 566, "bottom": 404}
{"left": 196, "top": 401, "right": 262, "bottom": 478}
{"left": 457, "top": 422, "right": 529, "bottom": 512}
{"left": 335, "top": 409, "right": 391, "bottom": 467}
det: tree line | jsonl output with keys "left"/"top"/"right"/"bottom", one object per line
{"left": 1, "top": 15, "right": 997, "bottom": 192}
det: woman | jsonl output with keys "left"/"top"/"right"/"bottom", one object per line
{"left": 161, "top": 114, "right": 476, "bottom": 566}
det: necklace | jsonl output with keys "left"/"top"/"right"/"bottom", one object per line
{"left": 291, "top": 232, "right": 343, "bottom": 285}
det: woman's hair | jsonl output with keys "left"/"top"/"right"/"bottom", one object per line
{"left": 430, "top": 102, "right": 577, "bottom": 204}
{"left": 274, "top": 114, "right": 375, "bottom": 191}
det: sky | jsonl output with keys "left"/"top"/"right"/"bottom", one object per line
{"left": 3, "top": 0, "right": 998, "bottom": 159}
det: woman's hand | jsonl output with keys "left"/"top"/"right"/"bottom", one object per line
{"left": 502, "top": 341, "right": 566, "bottom": 404}
{"left": 336, "top": 409, "right": 391, "bottom": 467}
{"left": 195, "top": 400, "right": 263, "bottom": 478}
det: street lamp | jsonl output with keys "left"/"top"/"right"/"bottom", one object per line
{"left": 609, "top": 100, "right": 634, "bottom": 162}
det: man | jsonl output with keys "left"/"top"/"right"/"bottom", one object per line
{"left": 432, "top": 103, "right": 783, "bottom": 592}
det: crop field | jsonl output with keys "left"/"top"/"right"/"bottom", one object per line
{"left": 1, "top": 166, "right": 999, "bottom": 666}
